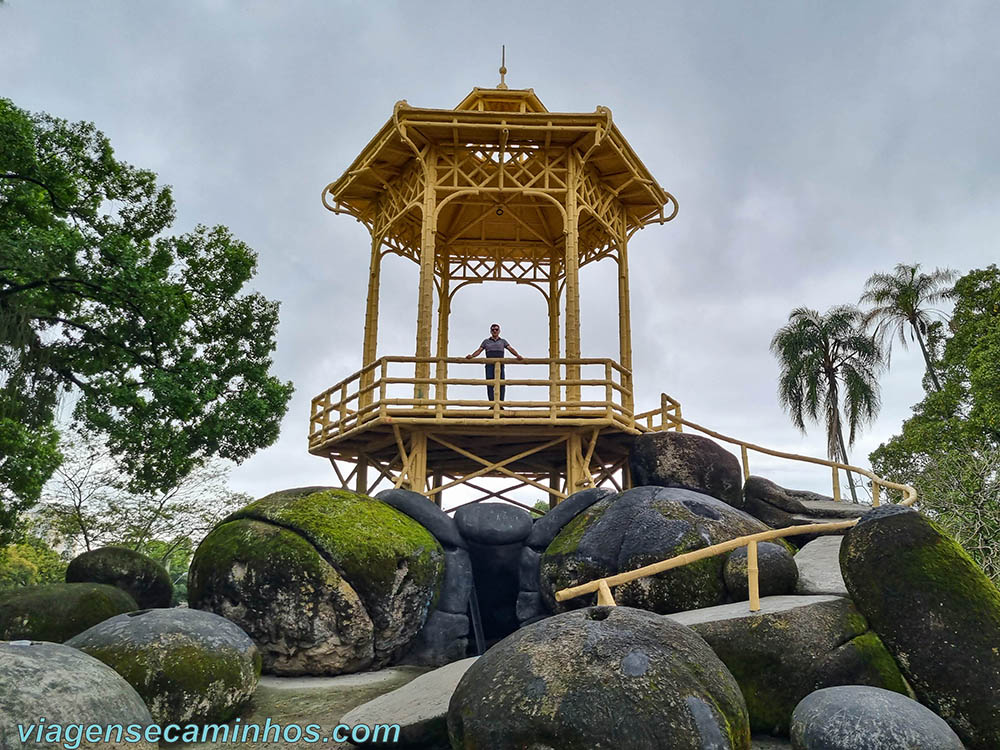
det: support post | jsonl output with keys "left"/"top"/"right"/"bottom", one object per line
{"left": 435, "top": 267, "right": 451, "bottom": 408}
{"left": 548, "top": 261, "right": 561, "bottom": 407}
{"left": 414, "top": 147, "right": 437, "bottom": 402}
{"left": 616, "top": 218, "right": 634, "bottom": 414}
{"left": 356, "top": 457, "right": 368, "bottom": 495}
{"left": 360, "top": 234, "right": 382, "bottom": 408}
{"left": 566, "top": 432, "right": 586, "bottom": 495}
{"left": 564, "top": 152, "right": 581, "bottom": 403}
{"left": 408, "top": 431, "right": 428, "bottom": 494}
{"left": 747, "top": 540, "right": 760, "bottom": 612}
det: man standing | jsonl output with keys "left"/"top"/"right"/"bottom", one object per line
{"left": 466, "top": 323, "right": 523, "bottom": 401}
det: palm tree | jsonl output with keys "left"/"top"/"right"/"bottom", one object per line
{"left": 859, "top": 263, "right": 956, "bottom": 391}
{"left": 770, "top": 305, "right": 884, "bottom": 502}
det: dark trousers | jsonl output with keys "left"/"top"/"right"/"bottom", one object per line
{"left": 485, "top": 359, "right": 505, "bottom": 401}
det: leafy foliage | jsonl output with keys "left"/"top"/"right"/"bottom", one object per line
{"left": 0, "top": 534, "right": 66, "bottom": 590}
{"left": 0, "top": 98, "right": 293, "bottom": 540}
{"left": 871, "top": 265, "right": 1000, "bottom": 579}
{"left": 859, "top": 263, "right": 956, "bottom": 391}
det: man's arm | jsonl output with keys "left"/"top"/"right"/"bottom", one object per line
{"left": 506, "top": 344, "right": 524, "bottom": 360}
{"left": 466, "top": 346, "right": 484, "bottom": 359}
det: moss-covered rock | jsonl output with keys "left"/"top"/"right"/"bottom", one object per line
{"left": 448, "top": 606, "right": 750, "bottom": 749}
{"left": 66, "top": 607, "right": 261, "bottom": 725}
{"left": 189, "top": 488, "right": 445, "bottom": 675}
{"left": 540, "top": 486, "right": 781, "bottom": 615}
{"left": 0, "top": 640, "right": 155, "bottom": 749}
{"left": 0, "top": 582, "right": 137, "bottom": 642}
{"left": 670, "top": 595, "right": 908, "bottom": 736}
{"left": 841, "top": 504, "right": 1000, "bottom": 750}
{"left": 66, "top": 546, "right": 173, "bottom": 609}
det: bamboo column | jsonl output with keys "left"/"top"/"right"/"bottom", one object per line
{"left": 616, "top": 216, "right": 633, "bottom": 414}
{"left": 435, "top": 263, "right": 451, "bottom": 406}
{"left": 548, "top": 260, "right": 561, "bottom": 406}
{"left": 414, "top": 147, "right": 438, "bottom": 402}
{"left": 360, "top": 234, "right": 382, "bottom": 408}
{"left": 564, "top": 152, "right": 582, "bottom": 403}
{"left": 408, "top": 431, "right": 428, "bottom": 493}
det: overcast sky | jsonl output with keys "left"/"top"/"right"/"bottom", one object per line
{"left": 3, "top": 1, "right": 998, "bottom": 501}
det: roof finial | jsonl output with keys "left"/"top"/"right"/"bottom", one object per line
{"left": 498, "top": 45, "right": 508, "bottom": 90}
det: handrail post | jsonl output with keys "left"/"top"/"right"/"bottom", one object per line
{"left": 605, "top": 361, "right": 613, "bottom": 418}
{"left": 597, "top": 580, "right": 617, "bottom": 607}
{"left": 832, "top": 466, "right": 842, "bottom": 502}
{"left": 741, "top": 444, "right": 750, "bottom": 481}
{"left": 872, "top": 481, "right": 881, "bottom": 507}
{"left": 747, "top": 540, "right": 760, "bottom": 612}
{"left": 493, "top": 361, "right": 501, "bottom": 419}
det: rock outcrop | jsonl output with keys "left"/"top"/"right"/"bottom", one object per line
{"left": 723, "top": 541, "right": 798, "bottom": 601}
{"left": 67, "top": 608, "right": 261, "bottom": 725}
{"left": 841, "top": 504, "right": 1000, "bottom": 749}
{"left": 629, "top": 432, "right": 743, "bottom": 507}
{"left": 669, "top": 595, "right": 907, "bottom": 736}
{"left": 448, "top": 606, "right": 750, "bottom": 749}
{"left": 790, "top": 685, "right": 963, "bottom": 750}
{"left": 0, "top": 640, "right": 155, "bottom": 749}
{"left": 0, "top": 583, "right": 137, "bottom": 642}
{"left": 540, "top": 486, "right": 780, "bottom": 615}
{"left": 189, "top": 488, "right": 444, "bottom": 675}
{"left": 65, "top": 546, "right": 173, "bottom": 609}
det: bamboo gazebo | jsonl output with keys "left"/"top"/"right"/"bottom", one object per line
{"left": 309, "top": 66, "right": 680, "bottom": 510}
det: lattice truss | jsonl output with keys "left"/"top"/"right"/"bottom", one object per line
{"left": 326, "top": 425, "right": 631, "bottom": 512}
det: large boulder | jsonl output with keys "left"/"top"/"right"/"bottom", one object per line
{"left": 0, "top": 640, "right": 155, "bottom": 749}
{"left": 540, "top": 486, "right": 781, "bottom": 615}
{"left": 65, "top": 546, "right": 173, "bottom": 609}
{"left": 0, "top": 583, "right": 137, "bottom": 642}
{"left": 669, "top": 595, "right": 908, "bottom": 736}
{"left": 67, "top": 608, "right": 261, "bottom": 725}
{"left": 189, "top": 488, "right": 445, "bottom": 675}
{"left": 794, "top": 536, "right": 847, "bottom": 596}
{"left": 448, "top": 606, "right": 750, "bottom": 749}
{"left": 841, "top": 504, "right": 1000, "bottom": 749}
{"left": 629, "top": 432, "right": 743, "bottom": 507}
{"left": 790, "top": 685, "right": 964, "bottom": 750}
{"left": 454, "top": 503, "right": 531, "bottom": 545}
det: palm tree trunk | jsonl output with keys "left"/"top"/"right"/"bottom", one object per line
{"left": 836, "top": 426, "right": 860, "bottom": 503}
{"left": 912, "top": 324, "right": 943, "bottom": 392}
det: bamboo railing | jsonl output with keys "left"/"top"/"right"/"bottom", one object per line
{"left": 309, "top": 356, "right": 636, "bottom": 449}
{"left": 555, "top": 406, "right": 918, "bottom": 613}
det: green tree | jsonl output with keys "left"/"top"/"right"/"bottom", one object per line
{"left": 0, "top": 533, "right": 67, "bottom": 590}
{"left": 771, "top": 305, "right": 884, "bottom": 501}
{"left": 0, "top": 98, "right": 293, "bottom": 542}
{"left": 859, "top": 263, "right": 956, "bottom": 391}
{"left": 871, "top": 266, "right": 1000, "bottom": 577}
{"left": 38, "top": 429, "right": 249, "bottom": 557}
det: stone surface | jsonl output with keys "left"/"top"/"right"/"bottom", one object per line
{"left": 517, "top": 546, "right": 541, "bottom": 592}
{"left": 742, "top": 476, "right": 865, "bottom": 537}
{"left": 525, "top": 488, "right": 614, "bottom": 550}
{"left": 0, "top": 640, "right": 155, "bottom": 749}
{"left": 794, "top": 537, "right": 847, "bottom": 596}
{"left": 454, "top": 503, "right": 532, "bottom": 545}
{"left": 515, "top": 591, "right": 545, "bottom": 622}
{"left": 399, "top": 611, "right": 469, "bottom": 667}
{"left": 629, "top": 432, "right": 743, "bottom": 507}
{"left": 541, "top": 486, "right": 780, "bottom": 615}
{"left": 790, "top": 685, "right": 964, "bottom": 750}
{"left": 65, "top": 546, "right": 173, "bottom": 609}
{"left": 724, "top": 542, "right": 798, "bottom": 600}
{"left": 436, "top": 547, "right": 473, "bottom": 614}
{"left": 67, "top": 607, "right": 261, "bottom": 725}
{"left": 189, "top": 488, "right": 444, "bottom": 675}
{"left": 0, "top": 582, "right": 137, "bottom": 642}
{"left": 342, "top": 657, "right": 478, "bottom": 748}
{"left": 448, "top": 606, "right": 750, "bottom": 749}
{"left": 841, "top": 504, "right": 1000, "bottom": 749}
{"left": 377, "top": 489, "right": 466, "bottom": 549}
{"left": 669, "top": 595, "right": 907, "bottom": 736}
